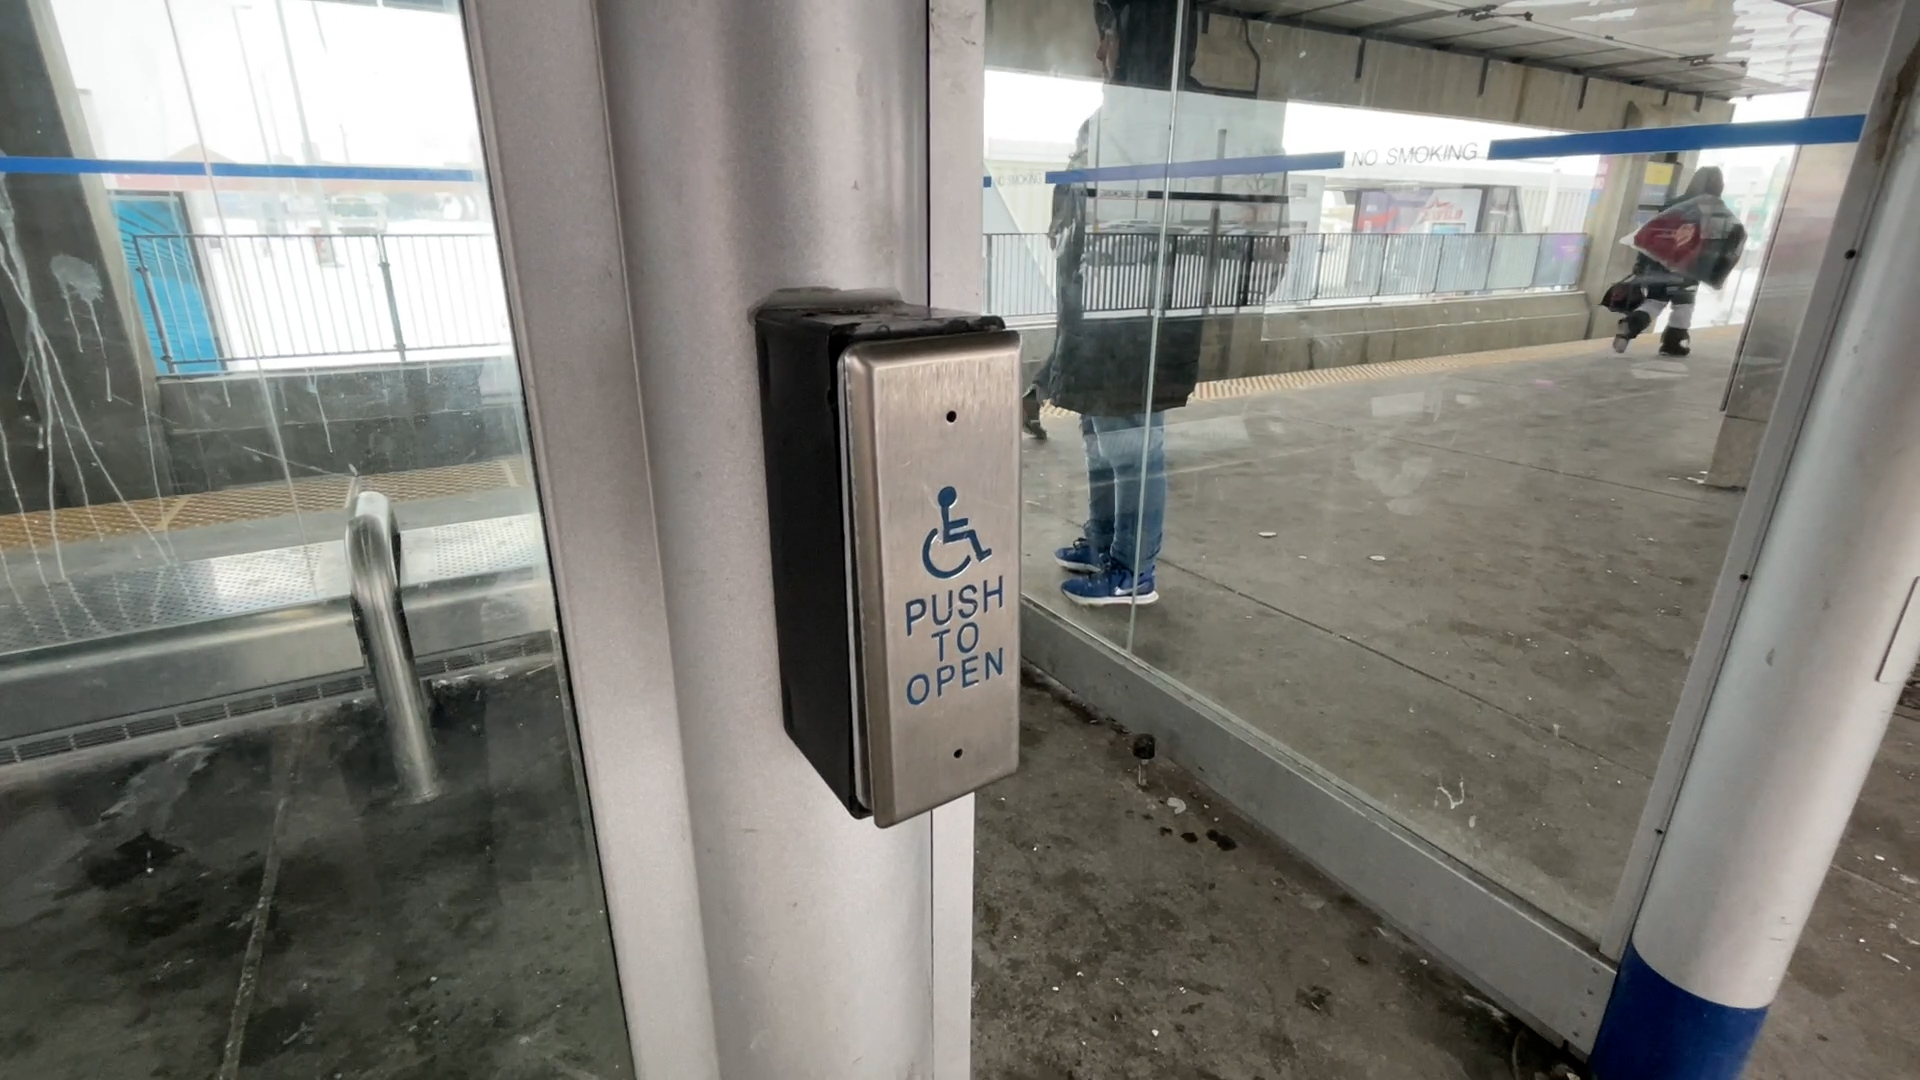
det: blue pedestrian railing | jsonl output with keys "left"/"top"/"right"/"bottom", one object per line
{"left": 131, "top": 227, "right": 1587, "bottom": 371}
{"left": 125, "top": 232, "right": 512, "bottom": 375}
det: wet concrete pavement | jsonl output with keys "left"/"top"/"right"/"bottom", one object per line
{"left": 974, "top": 683, "right": 1584, "bottom": 1080}
{"left": 977, "top": 683, "right": 1917, "bottom": 1078}
{"left": 0, "top": 670, "right": 630, "bottom": 1080}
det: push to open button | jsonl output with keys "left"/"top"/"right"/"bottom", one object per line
{"left": 756, "top": 297, "right": 1020, "bottom": 826}
{"left": 842, "top": 333, "right": 1022, "bottom": 825}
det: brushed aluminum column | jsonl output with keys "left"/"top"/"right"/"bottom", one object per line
{"left": 592, "top": 2, "right": 950, "bottom": 1077}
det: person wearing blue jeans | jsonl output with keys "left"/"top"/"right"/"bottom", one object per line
{"left": 1035, "top": 0, "right": 1201, "bottom": 608}
{"left": 1056, "top": 413, "right": 1165, "bottom": 605}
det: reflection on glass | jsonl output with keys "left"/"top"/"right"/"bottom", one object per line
{"left": 1017, "top": 0, "right": 1190, "bottom": 620}
{"left": 997, "top": 0, "right": 1827, "bottom": 939}
{"left": 1, "top": 3, "right": 630, "bottom": 1077}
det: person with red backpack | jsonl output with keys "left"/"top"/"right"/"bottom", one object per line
{"left": 1608, "top": 165, "right": 1745, "bottom": 357}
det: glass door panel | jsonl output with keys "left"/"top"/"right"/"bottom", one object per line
{"left": 0, "top": 2, "right": 630, "bottom": 1076}
{"left": 992, "top": 0, "right": 1837, "bottom": 942}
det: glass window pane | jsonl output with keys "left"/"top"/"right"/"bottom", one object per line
{"left": 997, "top": 1, "right": 1836, "bottom": 941}
{"left": 1008, "top": 0, "right": 1186, "bottom": 645}
{"left": 0, "top": 2, "right": 631, "bottom": 1076}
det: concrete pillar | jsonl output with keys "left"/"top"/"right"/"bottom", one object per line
{"left": 0, "top": 0, "right": 168, "bottom": 515}
{"left": 1576, "top": 147, "right": 1651, "bottom": 337}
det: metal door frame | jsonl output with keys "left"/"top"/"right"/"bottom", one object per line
{"left": 463, "top": 2, "right": 983, "bottom": 1078}
{"left": 463, "top": 3, "right": 719, "bottom": 1076}
{"left": 930, "top": 3, "right": 991, "bottom": 1073}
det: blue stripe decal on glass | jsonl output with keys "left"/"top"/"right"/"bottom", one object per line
{"left": 1488, "top": 114, "right": 1865, "bottom": 161}
{"left": 1047, "top": 150, "right": 1346, "bottom": 185}
{"left": 0, "top": 157, "right": 207, "bottom": 177}
{"left": 0, "top": 156, "right": 479, "bottom": 183}
{"left": 202, "top": 162, "right": 479, "bottom": 182}
{"left": 1588, "top": 941, "right": 1768, "bottom": 1080}
{"left": 995, "top": 117, "right": 1859, "bottom": 188}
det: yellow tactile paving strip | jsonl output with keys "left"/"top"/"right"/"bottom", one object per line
{"left": 1041, "top": 326, "right": 1740, "bottom": 417}
{"left": 0, "top": 459, "right": 526, "bottom": 551}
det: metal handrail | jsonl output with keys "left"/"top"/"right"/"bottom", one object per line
{"left": 345, "top": 489, "right": 441, "bottom": 802}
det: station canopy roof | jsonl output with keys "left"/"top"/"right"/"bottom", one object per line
{"left": 1204, "top": 0, "right": 1832, "bottom": 98}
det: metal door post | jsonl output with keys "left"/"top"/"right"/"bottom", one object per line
{"left": 1590, "top": 31, "right": 1920, "bottom": 1078}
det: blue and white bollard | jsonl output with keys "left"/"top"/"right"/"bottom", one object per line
{"left": 1590, "top": 941, "right": 1771, "bottom": 1078}
{"left": 1590, "top": 12, "right": 1920, "bottom": 1073}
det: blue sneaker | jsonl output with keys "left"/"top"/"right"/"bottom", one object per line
{"left": 1054, "top": 539, "right": 1103, "bottom": 574}
{"left": 1061, "top": 563, "right": 1157, "bottom": 606}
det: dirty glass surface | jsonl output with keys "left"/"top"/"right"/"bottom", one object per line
{"left": 0, "top": 2, "right": 631, "bottom": 1076}
{"left": 994, "top": 0, "right": 1830, "bottom": 938}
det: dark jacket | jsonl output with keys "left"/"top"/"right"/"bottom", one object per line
{"left": 1039, "top": 122, "right": 1202, "bottom": 417}
{"left": 1037, "top": 0, "right": 1202, "bottom": 418}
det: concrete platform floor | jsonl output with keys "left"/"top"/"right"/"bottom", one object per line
{"left": 0, "top": 671, "right": 631, "bottom": 1080}
{"left": 1016, "top": 328, "right": 1919, "bottom": 1074}
{"left": 975, "top": 683, "right": 1585, "bottom": 1079}
{"left": 983, "top": 681, "right": 1917, "bottom": 1079}
{"left": 0, "top": 668, "right": 1906, "bottom": 1077}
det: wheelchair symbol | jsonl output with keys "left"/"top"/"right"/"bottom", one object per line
{"left": 922, "top": 486, "right": 993, "bottom": 580}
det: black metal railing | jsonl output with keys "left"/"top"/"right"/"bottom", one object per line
{"left": 982, "top": 230, "right": 1589, "bottom": 320}
{"left": 125, "top": 232, "right": 511, "bottom": 375}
